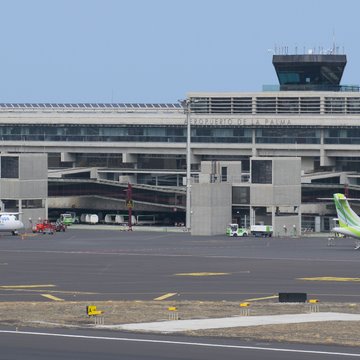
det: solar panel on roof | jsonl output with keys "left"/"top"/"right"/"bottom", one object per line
{"left": 98, "top": 104, "right": 105, "bottom": 107}
{"left": 139, "top": 104, "right": 146, "bottom": 108}
{"left": 118, "top": 103, "right": 125, "bottom": 107}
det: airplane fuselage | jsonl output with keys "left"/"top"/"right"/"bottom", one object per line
{"left": 0, "top": 215, "right": 24, "bottom": 235}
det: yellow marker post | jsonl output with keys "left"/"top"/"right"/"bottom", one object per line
{"left": 168, "top": 306, "right": 179, "bottom": 320}
{"left": 240, "top": 302, "right": 251, "bottom": 316}
{"left": 86, "top": 305, "right": 105, "bottom": 325}
{"left": 240, "top": 302, "right": 250, "bottom": 307}
{"left": 308, "top": 299, "right": 320, "bottom": 313}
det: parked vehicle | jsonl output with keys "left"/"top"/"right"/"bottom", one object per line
{"left": 226, "top": 223, "right": 248, "bottom": 237}
{"left": 104, "top": 214, "right": 136, "bottom": 225}
{"left": 54, "top": 221, "right": 67, "bottom": 232}
{"left": 59, "top": 212, "right": 79, "bottom": 226}
{"left": 32, "top": 220, "right": 56, "bottom": 235}
{"left": 250, "top": 225, "right": 273, "bottom": 237}
{"left": 136, "top": 215, "right": 157, "bottom": 226}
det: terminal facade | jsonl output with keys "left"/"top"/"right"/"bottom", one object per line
{"left": 0, "top": 51, "right": 359, "bottom": 234}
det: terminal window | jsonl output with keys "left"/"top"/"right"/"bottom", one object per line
{"left": 251, "top": 160, "right": 272, "bottom": 184}
{"left": 0, "top": 156, "right": 19, "bottom": 178}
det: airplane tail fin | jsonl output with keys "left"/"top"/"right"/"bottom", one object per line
{"left": 333, "top": 193, "right": 360, "bottom": 228}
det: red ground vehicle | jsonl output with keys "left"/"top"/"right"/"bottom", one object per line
{"left": 32, "top": 220, "right": 56, "bottom": 235}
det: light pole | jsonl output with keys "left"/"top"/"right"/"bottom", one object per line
{"left": 180, "top": 99, "right": 192, "bottom": 232}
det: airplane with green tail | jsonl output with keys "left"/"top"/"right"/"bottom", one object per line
{"left": 333, "top": 193, "right": 360, "bottom": 248}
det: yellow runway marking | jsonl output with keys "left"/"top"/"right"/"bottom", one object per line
{"left": 174, "top": 272, "right": 230, "bottom": 276}
{"left": 154, "top": 292, "right": 177, "bottom": 301}
{"left": 21, "top": 233, "right": 38, "bottom": 240}
{"left": 242, "top": 295, "right": 279, "bottom": 302}
{"left": 41, "top": 294, "right": 64, "bottom": 301}
{"left": 0, "top": 284, "right": 56, "bottom": 289}
{"left": 298, "top": 277, "right": 360, "bottom": 282}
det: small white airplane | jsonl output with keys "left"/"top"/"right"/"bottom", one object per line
{"left": 0, "top": 213, "right": 24, "bottom": 235}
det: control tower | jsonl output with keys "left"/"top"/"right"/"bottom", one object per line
{"left": 273, "top": 53, "right": 347, "bottom": 91}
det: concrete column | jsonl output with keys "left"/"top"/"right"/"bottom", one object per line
{"left": 18, "top": 199, "right": 22, "bottom": 221}
{"left": 250, "top": 206, "right": 256, "bottom": 226}
{"left": 271, "top": 206, "right": 276, "bottom": 236}
{"left": 252, "top": 129, "right": 258, "bottom": 157}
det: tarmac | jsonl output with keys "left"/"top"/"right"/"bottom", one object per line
{"left": 99, "top": 312, "right": 360, "bottom": 333}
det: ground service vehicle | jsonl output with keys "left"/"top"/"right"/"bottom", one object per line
{"left": 54, "top": 221, "right": 66, "bottom": 232}
{"left": 250, "top": 225, "right": 273, "bottom": 237}
{"left": 32, "top": 220, "right": 56, "bottom": 235}
{"left": 59, "top": 212, "right": 79, "bottom": 226}
{"left": 226, "top": 223, "right": 248, "bottom": 237}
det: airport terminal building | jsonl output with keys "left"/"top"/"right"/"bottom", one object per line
{"left": 0, "top": 51, "right": 359, "bottom": 234}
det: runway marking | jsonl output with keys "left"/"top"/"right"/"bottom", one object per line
{"left": 298, "top": 277, "right": 360, "bottom": 282}
{"left": 0, "top": 330, "right": 359, "bottom": 357}
{"left": 0, "top": 284, "right": 56, "bottom": 289}
{"left": 174, "top": 272, "right": 230, "bottom": 276}
{"left": 153, "top": 292, "right": 177, "bottom": 301}
{"left": 21, "top": 233, "right": 38, "bottom": 240}
{"left": 242, "top": 295, "right": 278, "bottom": 302}
{"left": 41, "top": 294, "right": 64, "bottom": 301}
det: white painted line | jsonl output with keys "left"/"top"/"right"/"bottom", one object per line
{"left": 41, "top": 294, "right": 64, "bottom": 301}
{"left": 0, "top": 330, "right": 358, "bottom": 357}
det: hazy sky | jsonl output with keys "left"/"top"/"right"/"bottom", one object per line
{"left": 1, "top": 0, "right": 359, "bottom": 103}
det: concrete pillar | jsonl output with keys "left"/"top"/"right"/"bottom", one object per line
{"left": 250, "top": 206, "right": 256, "bottom": 226}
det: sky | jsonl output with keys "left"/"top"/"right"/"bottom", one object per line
{"left": 1, "top": 0, "right": 359, "bottom": 103}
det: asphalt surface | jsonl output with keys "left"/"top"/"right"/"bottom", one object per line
{"left": 0, "top": 228, "right": 359, "bottom": 302}
{"left": 0, "top": 328, "right": 359, "bottom": 360}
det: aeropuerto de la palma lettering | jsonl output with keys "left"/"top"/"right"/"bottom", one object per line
{"left": 189, "top": 118, "right": 292, "bottom": 126}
